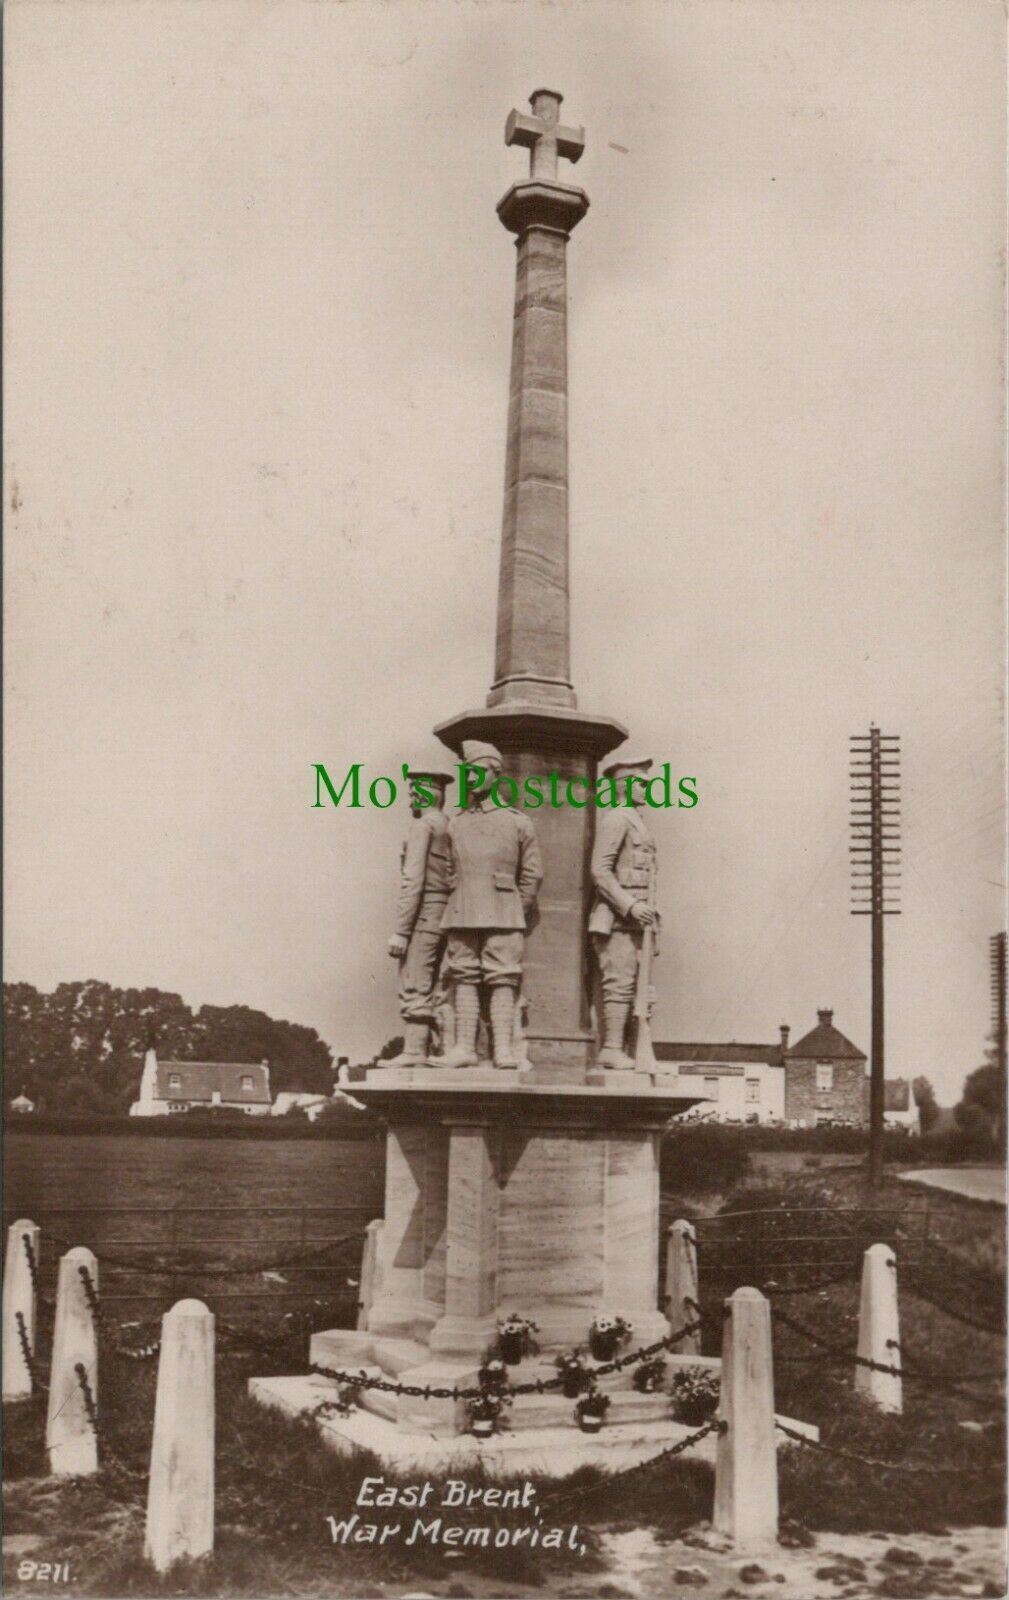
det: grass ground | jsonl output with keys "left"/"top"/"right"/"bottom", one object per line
{"left": 4, "top": 1161, "right": 1004, "bottom": 1598}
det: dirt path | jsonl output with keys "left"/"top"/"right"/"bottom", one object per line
{"left": 601, "top": 1524, "right": 1006, "bottom": 1600}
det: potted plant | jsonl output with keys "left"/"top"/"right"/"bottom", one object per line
{"left": 477, "top": 1354, "right": 509, "bottom": 1393}
{"left": 670, "top": 1366, "right": 720, "bottom": 1426}
{"left": 588, "top": 1313, "right": 634, "bottom": 1362}
{"left": 466, "top": 1390, "right": 510, "bottom": 1438}
{"left": 574, "top": 1385, "right": 610, "bottom": 1435}
{"left": 496, "top": 1313, "right": 539, "bottom": 1366}
{"left": 553, "top": 1348, "right": 591, "bottom": 1399}
{"left": 632, "top": 1356, "right": 667, "bottom": 1394}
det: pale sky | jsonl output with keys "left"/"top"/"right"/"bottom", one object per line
{"left": 4, "top": 0, "right": 1006, "bottom": 1103}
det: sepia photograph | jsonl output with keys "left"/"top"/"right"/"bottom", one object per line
{"left": 3, "top": 2, "right": 1007, "bottom": 1597}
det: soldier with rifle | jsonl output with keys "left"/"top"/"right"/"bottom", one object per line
{"left": 588, "top": 754, "right": 659, "bottom": 1071}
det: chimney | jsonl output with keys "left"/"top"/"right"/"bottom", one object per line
{"left": 779, "top": 1024, "right": 790, "bottom": 1053}
{"left": 817, "top": 1009, "right": 833, "bottom": 1026}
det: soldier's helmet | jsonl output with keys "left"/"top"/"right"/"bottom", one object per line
{"left": 460, "top": 739, "right": 503, "bottom": 768}
{"left": 601, "top": 752, "right": 653, "bottom": 779}
{"left": 404, "top": 757, "right": 453, "bottom": 787}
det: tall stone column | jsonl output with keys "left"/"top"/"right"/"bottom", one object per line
{"left": 437, "top": 91, "right": 627, "bottom": 1070}
{"left": 490, "top": 100, "right": 588, "bottom": 709}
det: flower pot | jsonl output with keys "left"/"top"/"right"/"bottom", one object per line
{"left": 471, "top": 1417, "right": 495, "bottom": 1438}
{"left": 578, "top": 1413, "right": 604, "bottom": 1434}
{"left": 589, "top": 1329, "right": 619, "bottom": 1362}
{"left": 676, "top": 1398, "right": 717, "bottom": 1427}
{"left": 560, "top": 1372, "right": 586, "bottom": 1399}
{"left": 498, "top": 1331, "right": 525, "bottom": 1365}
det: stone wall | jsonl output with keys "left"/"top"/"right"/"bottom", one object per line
{"left": 784, "top": 1059, "right": 866, "bottom": 1126}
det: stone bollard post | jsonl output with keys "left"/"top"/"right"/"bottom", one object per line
{"left": 855, "top": 1243, "right": 902, "bottom": 1414}
{"left": 145, "top": 1299, "right": 215, "bottom": 1573}
{"left": 666, "top": 1220, "right": 702, "bottom": 1353}
{"left": 46, "top": 1248, "right": 99, "bottom": 1476}
{"left": 3, "top": 1220, "right": 40, "bottom": 1402}
{"left": 713, "top": 1287, "right": 778, "bottom": 1546}
{"left": 357, "top": 1219, "right": 385, "bottom": 1331}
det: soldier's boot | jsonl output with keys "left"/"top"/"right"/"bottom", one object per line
{"left": 429, "top": 985, "right": 480, "bottom": 1068}
{"left": 596, "top": 1002, "right": 635, "bottom": 1071}
{"left": 383, "top": 1021, "right": 430, "bottom": 1068}
{"left": 489, "top": 987, "right": 518, "bottom": 1069}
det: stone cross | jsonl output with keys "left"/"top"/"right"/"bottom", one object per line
{"left": 505, "top": 89, "right": 584, "bottom": 182}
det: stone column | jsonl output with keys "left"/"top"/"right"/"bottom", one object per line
{"left": 435, "top": 101, "right": 627, "bottom": 1071}
{"left": 47, "top": 1247, "right": 99, "bottom": 1478}
{"left": 356, "top": 1219, "right": 385, "bottom": 1332}
{"left": 666, "top": 1219, "right": 702, "bottom": 1354}
{"left": 429, "top": 1121, "right": 500, "bottom": 1357}
{"left": 145, "top": 1299, "right": 215, "bottom": 1572}
{"left": 714, "top": 1287, "right": 778, "bottom": 1546}
{"left": 855, "top": 1242, "right": 902, "bottom": 1413}
{"left": 368, "top": 1124, "right": 447, "bottom": 1341}
{"left": 491, "top": 218, "right": 582, "bottom": 709}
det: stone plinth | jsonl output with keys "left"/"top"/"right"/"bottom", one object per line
{"left": 301, "top": 1073, "right": 703, "bottom": 1437}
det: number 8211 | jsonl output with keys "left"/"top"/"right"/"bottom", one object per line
{"left": 16, "top": 1563, "right": 71, "bottom": 1583}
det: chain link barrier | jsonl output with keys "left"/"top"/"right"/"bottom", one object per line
{"left": 309, "top": 1317, "right": 705, "bottom": 1403}
{"left": 22, "top": 1231, "right": 41, "bottom": 1297}
{"left": 78, "top": 1263, "right": 162, "bottom": 1362}
{"left": 770, "top": 1305, "right": 904, "bottom": 1379}
{"left": 775, "top": 1419, "right": 995, "bottom": 1477}
{"left": 14, "top": 1310, "right": 48, "bottom": 1394}
{"left": 771, "top": 1303, "right": 1005, "bottom": 1391}
{"left": 539, "top": 1418, "right": 726, "bottom": 1512}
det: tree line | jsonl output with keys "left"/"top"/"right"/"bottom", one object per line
{"left": 3, "top": 981, "right": 336, "bottom": 1115}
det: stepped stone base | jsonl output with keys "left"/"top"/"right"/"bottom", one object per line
{"left": 249, "top": 1373, "right": 818, "bottom": 1473}
{"left": 306, "top": 1325, "right": 720, "bottom": 1436}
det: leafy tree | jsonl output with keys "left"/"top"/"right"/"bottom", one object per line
{"left": 912, "top": 1075, "right": 940, "bottom": 1134}
{"left": 3, "top": 982, "right": 335, "bottom": 1114}
{"left": 954, "top": 1035, "right": 1006, "bottom": 1152}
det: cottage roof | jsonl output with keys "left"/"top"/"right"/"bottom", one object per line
{"left": 672, "top": 1062, "right": 747, "bottom": 1078}
{"left": 788, "top": 1010, "right": 866, "bottom": 1061}
{"left": 155, "top": 1060, "right": 271, "bottom": 1105}
{"left": 655, "top": 1042, "right": 784, "bottom": 1066}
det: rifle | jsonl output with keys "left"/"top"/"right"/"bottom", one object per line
{"left": 633, "top": 859, "right": 658, "bottom": 1073}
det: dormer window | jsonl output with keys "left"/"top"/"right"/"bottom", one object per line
{"left": 168, "top": 1073, "right": 181, "bottom": 1091}
{"left": 241, "top": 1074, "right": 253, "bottom": 1091}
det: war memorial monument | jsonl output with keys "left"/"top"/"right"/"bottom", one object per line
{"left": 253, "top": 91, "right": 718, "bottom": 1461}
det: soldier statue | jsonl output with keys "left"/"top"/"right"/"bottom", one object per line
{"left": 588, "top": 754, "right": 658, "bottom": 1070}
{"left": 432, "top": 739, "right": 543, "bottom": 1069}
{"left": 385, "top": 760, "right": 454, "bottom": 1067}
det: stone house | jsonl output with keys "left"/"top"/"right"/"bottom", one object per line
{"left": 784, "top": 1009, "right": 866, "bottom": 1126}
{"left": 129, "top": 1048, "right": 271, "bottom": 1116}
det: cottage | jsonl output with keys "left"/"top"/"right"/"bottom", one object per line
{"left": 654, "top": 1031, "right": 789, "bottom": 1123}
{"left": 784, "top": 1009, "right": 867, "bottom": 1127}
{"left": 129, "top": 1049, "right": 271, "bottom": 1117}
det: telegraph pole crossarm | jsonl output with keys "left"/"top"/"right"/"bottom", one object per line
{"left": 850, "top": 726, "right": 902, "bottom": 1188}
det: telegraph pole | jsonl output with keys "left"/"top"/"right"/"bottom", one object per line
{"left": 991, "top": 932, "right": 1007, "bottom": 1149}
{"left": 850, "top": 727, "right": 901, "bottom": 1187}
{"left": 991, "top": 932, "right": 1007, "bottom": 1071}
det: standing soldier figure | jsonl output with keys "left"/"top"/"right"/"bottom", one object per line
{"left": 385, "top": 762, "right": 454, "bottom": 1067}
{"left": 433, "top": 740, "right": 543, "bottom": 1069}
{"left": 589, "top": 754, "right": 658, "bottom": 1070}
